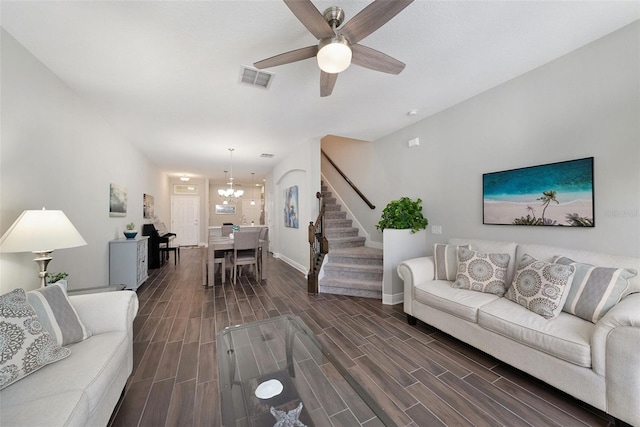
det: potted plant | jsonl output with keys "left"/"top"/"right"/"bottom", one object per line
{"left": 46, "top": 272, "right": 68, "bottom": 285}
{"left": 377, "top": 197, "right": 430, "bottom": 304}
{"left": 376, "top": 197, "right": 429, "bottom": 233}
{"left": 124, "top": 222, "right": 138, "bottom": 239}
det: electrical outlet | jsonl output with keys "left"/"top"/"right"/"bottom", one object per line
{"left": 431, "top": 225, "right": 442, "bottom": 235}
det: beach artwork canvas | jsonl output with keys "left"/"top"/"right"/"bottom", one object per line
{"left": 483, "top": 157, "right": 594, "bottom": 227}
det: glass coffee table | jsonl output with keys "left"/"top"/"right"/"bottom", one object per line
{"left": 217, "top": 315, "right": 395, "bottom": 426}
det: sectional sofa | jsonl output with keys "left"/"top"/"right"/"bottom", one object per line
{"left": 398, "top": 238, "right": 640, "bottom": 426}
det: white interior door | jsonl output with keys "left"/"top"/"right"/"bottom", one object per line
{"left": 171, "top": 196, "right": 199, "bottom": 246}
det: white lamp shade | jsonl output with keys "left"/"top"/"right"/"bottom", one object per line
{"left": 0, "top": 209, "right": 87, "bottom": 253}
{"left": 317, "top": 39, "right": 352, "bottom": 74}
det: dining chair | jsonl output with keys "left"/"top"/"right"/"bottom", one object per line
{"left": 205, "top": 246, "right": 226, "bottom": 286}
{"left": 230, "top": 230, "right": 260, "bottom": 284}
{"left": 221, "top": 224, "right": 234, "bottom": 237}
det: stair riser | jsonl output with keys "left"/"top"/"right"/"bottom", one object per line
{"left": 318, "top": 285, "right": 381, "bottom": 299}
{"left": 324, "top": 211, "right": 347, "bottom": 219}
{"left": 323, "top": 268, "right": 382, "bottom": 281}
{"left": 325, "top": 229, "right": 359, "bottom": 238}
{"left": 325, "top": 204, "right": 341, "bottom": 212}
{"left": 329, "top": 239, "right": 365, "bottom": 249}
{"left": 324, "top": 219, "right": 352, "bottom": 229}
{"left": 323, "top": 197, "right": 336, "bottom": 205}
{"left": 328, "top": 255, "right": 383, "bottom": 266}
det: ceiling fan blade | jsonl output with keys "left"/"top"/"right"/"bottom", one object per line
{"left": 351, "top": 44, "right": 405, "bottom": 75}
{"left": 284, "top": 0, "right": 334, "bottom": 40}
{"left": 340, "top": 0, "right": 414, "bottom": 45}
{"left": 320, "top": 71, "right": 338, "bottom": 97}
{"left": 254, "top": 45, "right": 318, "bottom": 69}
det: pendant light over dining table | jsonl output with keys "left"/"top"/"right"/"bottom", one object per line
{"left": 218, "top": 148, "right": 244, "bottom": 204}
{"left": 250, "top": 172, "right": 256, "bottom": 206}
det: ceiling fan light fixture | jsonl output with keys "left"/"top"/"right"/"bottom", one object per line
{"left": 317, "top": 35, "right": 352, "bottom": 74}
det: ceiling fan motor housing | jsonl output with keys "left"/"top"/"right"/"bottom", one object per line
{"left": 323, "top": 6, "right": 345, "bottom": 29}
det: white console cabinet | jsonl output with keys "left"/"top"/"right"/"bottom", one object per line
{"left": 109, "top": 236, "right": 149, "bottom": 290}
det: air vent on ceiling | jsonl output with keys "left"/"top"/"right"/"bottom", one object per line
{"left": 239, "top": 66, "right": 274, "bottom": 90}
{"left": 260, "top": 153, "right": 275, "bottom": 158}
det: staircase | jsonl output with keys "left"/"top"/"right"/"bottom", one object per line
{"left": 318, "top": 183, "right": 383, "bottom": 299}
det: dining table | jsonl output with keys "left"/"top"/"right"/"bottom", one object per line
{"left": 207, "top": 236, "right": 267, "bottom": 286}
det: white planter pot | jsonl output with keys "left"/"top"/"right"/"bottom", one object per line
{"left": 382, "top": 229, "right": 429, "bottom": 305}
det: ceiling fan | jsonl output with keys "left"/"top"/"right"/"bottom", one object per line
{"left": 254, "top": 0, "right": 414, "bottom": 97}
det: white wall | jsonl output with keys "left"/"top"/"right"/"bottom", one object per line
{"left": 323, "top": 22, "right": 640, "bottom": 258}
{"left": 269, "top": 139, "right": 321, "bottom": 274}
{"left": 0, "top": 30, "right": 168, "bottom": 293}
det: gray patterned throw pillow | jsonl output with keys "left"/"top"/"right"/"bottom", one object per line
{"left": 554, "top": 256, "right": 637, "bottom": 323}
{"left": 506, "top": 254, "right": 576, "bottom": 319}
{"left": 27, "top": 281, "right": 92, "bottom": 346}
{"left": 0, "top": 288, "right": 71, "bottom": 390}
{"left": 434, "top": 244, "right": 471, "bottom": 281}
{"left": 452, "top": 247, "right": 511, "bottom": 296}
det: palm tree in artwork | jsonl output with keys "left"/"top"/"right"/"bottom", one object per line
{"left": 537, "top": 190, "right": 559, "bottom": 225}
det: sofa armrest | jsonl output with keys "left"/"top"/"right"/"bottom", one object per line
{"left": 591, "top": 293, "right": 640, "bottom": 426}
{"left": 69, "top": 290, "right": 139, "bottom": 337}
{"left": 397, "top": 256, "right": 435, "bottom": 316}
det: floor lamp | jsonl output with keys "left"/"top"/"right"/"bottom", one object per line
{"left": 0, "top": 208, "right": 87, "bottom": 287}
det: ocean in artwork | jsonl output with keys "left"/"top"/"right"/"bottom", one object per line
{"left": 483, "top": 158, "right": 594, "bottom": 226}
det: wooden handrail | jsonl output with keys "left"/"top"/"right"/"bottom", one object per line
{"left": 321, "top": 150, "right": 375, "bottom": 210}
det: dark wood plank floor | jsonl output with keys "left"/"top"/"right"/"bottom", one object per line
{"left": 109, "top": 247, "right": 614, "bottom": 427}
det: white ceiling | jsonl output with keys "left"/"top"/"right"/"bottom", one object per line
{"left": 2, "top": 1, "right": 638, "bottom": 184}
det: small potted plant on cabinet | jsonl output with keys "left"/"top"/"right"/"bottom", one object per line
{"left": 124, "top": 222, "right": 138, "bottom": 239}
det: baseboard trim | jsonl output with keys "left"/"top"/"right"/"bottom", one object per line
{"left": 382, "top": 291, "right": 404, "bottom": 306}
{"left": 272, "top": 253, "right": 308, "bottom": 277}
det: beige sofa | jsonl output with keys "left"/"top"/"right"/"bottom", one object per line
{"left": 0, "top": 290, "right": 138, "bottom": 426}
{"left": 398, "top": 238, "right": 640, "bottom": 426}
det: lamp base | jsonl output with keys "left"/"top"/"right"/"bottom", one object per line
{"left": 33, "top": 251, "right": 53, "bottom": 288}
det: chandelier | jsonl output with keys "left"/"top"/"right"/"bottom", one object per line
{"left": 218, "top": 148, "right": 244, "bottom": 204}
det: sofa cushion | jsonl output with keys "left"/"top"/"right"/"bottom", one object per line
{"left": 27, "top": 282, "right": 92, "bottom": 346}
{"left": 505, "top": 254, "right": 575, "bottom": 319}
{"left": 0, "top": 330, "right": 128, "bottom": 413}
{"left": 0, "top": 389, "right": 89, "bottom": 427}
{"left": 434, "top": 244, "right": 469, "bottom": 281}
{"left": 452, "top": 248, "right": 510, "bottom": 296}
{"left": 0, "top": 288, "right": 71, "bottom": 390}
{"left": 478, "top": 297, "right": 593, "bottom": 367}
{"left": 554, "top": 256, "right": 637, "bottom": 323}
{"left": 415, "top": 280, "right": 501, "bottom": 322}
